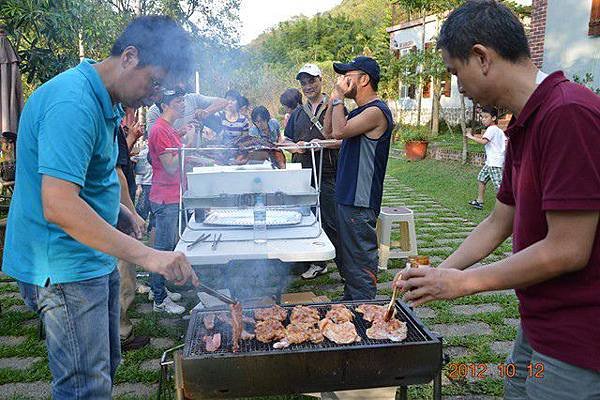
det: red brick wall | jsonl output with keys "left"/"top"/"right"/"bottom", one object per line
{"left": 529, "top": 0, "right": 548, "bottom": 68}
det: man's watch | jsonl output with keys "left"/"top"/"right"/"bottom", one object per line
{"left": 331, "top": 98, "right": 343, "bottom": 107}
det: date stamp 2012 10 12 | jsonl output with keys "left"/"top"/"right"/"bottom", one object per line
{"left": 447, "top": 363, "right": 545, "bottom": 380}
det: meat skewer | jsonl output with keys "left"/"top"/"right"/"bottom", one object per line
{"left": 230, "top": 302, "right": 243, "bottom": 352}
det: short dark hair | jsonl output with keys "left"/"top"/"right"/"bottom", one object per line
{"left": 437, "top": 0, "right": 530, "bottom": 63}
{"left": 239, "top": 96, "right": 250, "bottom": 109}
{"left": 111, "top": 15, "right": 193, "bottom": 80}
{"left": 251, "top": 106, "right": 271, "bottom": 123}
{"left": 280, "top": 88, "right": 302, "bottom": 109}
{"left": 481, "top": 105, "right": 498, "bottom": 119}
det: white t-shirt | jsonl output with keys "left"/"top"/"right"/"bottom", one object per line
{"left": 483, "top": 125, "right": 506, "bottom": 168}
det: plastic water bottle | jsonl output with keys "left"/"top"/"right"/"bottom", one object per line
{"left": 253, "top": 177, "right": 267, "bottom": 244}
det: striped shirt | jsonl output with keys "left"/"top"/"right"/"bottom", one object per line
{"left": 335, "top": 99, "right": 393, "bottom": 214}
{"left": 217, "top": 111, "right": 250, "bottom": 145}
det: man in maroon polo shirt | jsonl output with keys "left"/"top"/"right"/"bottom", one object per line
{"left": 393, "top": 1, "right": 600, "bottom": 399}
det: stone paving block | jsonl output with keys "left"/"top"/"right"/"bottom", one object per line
{"left": 376, "top": 281, "right": 393, "bottom": 290}
{"left": 490, "top": 341, "right": 514, "bottom": 356}
{"left": 419, "top": 246, "right": 454, "bottom": 254}
{"left": 136, "top": 302, "right": 154, "bottom": 314}
{"left": 0, "top": 357, "right": 43, "bottom": 370}
{"left": 433, "top": 238, "right": 466, "bottom": 246}
{"left": 430, "top": 322, "right": 492, "bottom": 338}
{"left": 150, "top": 337, "right": 175, "bottom": 349}
{"left": 445, "top": 345, "right": 470, "bottom": 358}
{"left": 503, "top": 318, "right": 520, "bottom": 328}
{"left": 413, "top": 307, "right": 436, "bottom": 319}
{"left": 113, "top": 383, "right": 158, "bottom": 397}
{"left": 140, "top": 358, "right": 161, "bottom": 372}
{"left": 451, "top": 304, "right": 502, "bottom": 316}
{"left": 8, "top": 304, "right": 33, "bottom": 314}
{"left": 0, "top": 336, "right": 27, "bottom": 347}
{"left": 0, "top": 381, "right": 51, "bottom": 399}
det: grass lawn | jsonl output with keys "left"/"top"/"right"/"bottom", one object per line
{"left": 430, "top": 133, "right": 483, "bottom": 153}
{"left": 387, "top": 157, "right": 498, "bottom": 222}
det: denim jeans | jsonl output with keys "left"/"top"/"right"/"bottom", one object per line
{"left": 17, "top": 269, "right": 121, "bottom": 399}
{"left": 336, "top": 204, "right": 378, "bottom": 300}
{"left": 150, "top": 201, "right": 179, "bottom": 304}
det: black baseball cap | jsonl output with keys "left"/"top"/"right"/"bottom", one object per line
{"left": 333, "top": 56, "right": 380, "bottom": 86}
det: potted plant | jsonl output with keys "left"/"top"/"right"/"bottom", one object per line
{"left": 399, "top": 125, "right": 431, "bottom": 161}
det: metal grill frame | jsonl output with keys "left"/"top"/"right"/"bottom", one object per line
{"left": 177, "top": 299, "right": 443, "bottom": 399}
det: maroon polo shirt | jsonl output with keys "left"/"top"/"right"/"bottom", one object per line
{"left": 497, "top": 71, "right": 600, "bottom": 371}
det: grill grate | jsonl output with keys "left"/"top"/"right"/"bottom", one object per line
{"left": 184, "top": 300, "right": 431, "bottom": 358}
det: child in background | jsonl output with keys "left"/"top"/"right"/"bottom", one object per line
{"left": 249, "top": 106, "right": 281, "bottom": 143}
{"left": 466, "top": 106, "right": 506, "bottom": 209}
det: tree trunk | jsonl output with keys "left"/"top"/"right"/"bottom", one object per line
{"left": 78, "top": 31, "right": 85, "bottom": 62}
{"left": 459, "top": 94, "right": 468, "bottom": 164}
{"left": 431, "top": 77, "right": 440, "bottom": 137}
{"left": 416, "top": 11, "right": 426, "bottom": 126}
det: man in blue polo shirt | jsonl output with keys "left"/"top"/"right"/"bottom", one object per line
{"left": 2, "top": 16, "right": 199, "bottom": 399}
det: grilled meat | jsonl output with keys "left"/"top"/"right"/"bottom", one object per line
{"left": 216, "top": 312, "right": 255, "bottom": 326}
{"left": 255, "top": 319, "right": 286, "bottom": 343}
{"left": 240, "top": 330, "right": 255, "bottom": 340}
{"left": 254, "top": 304, "right": 288, "bottom": 322}
{"left": 290, "top": 305, "right": 320, "bottom": 325}
{"left": 230, "top": 302, "right": 243, "bottom": 352}
{"left": 318, "top": 318, "right": 361, "bottom": 344}
{"left": 366, "top": 318, "right": 408, "bottom": 342}
{"left": 232, "top": 135, "right": 286, "bottom": 169}
{"left": 203, "top": 313, "right": 215, "bottom": 330}
{"left": 203, "top": 333, "right": 221, "bottom": 352}
{"left": 273, "top": 322, "right": 324, "bottom": 349}
{"left": 355, "top": 304, "right": 389, "bottom": 322}
{"left": 325, "top": 304, "right": 354, "bottom": 323}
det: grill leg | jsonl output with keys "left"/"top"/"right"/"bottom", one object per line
{"left": 395, "top": 386, "right": 408, "bottom": 400}
{"left": 433, "top": 370, "right": 442, "bottom": 400}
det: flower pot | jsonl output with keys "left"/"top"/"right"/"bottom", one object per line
{"left": 404, "top": 141, "right": 429, "bottom": 161}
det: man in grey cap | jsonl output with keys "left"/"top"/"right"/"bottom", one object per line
{"left": 284, "top": 63, "right": 342, "bottom": 279}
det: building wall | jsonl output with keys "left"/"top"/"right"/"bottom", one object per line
{"left": 529, "top": 0, "right": 548, "bottom": 68}
{"left": 543, "top": 0, "right": 600, "bottom": 87}
{"left": 389, "top": 19, "right": 471, "bottom": 113}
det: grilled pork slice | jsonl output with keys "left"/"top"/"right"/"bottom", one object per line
{"left": 318, "top": 318, "right": 361, "bottom": 344}
{"left": 255, "top": 319, "right": 286, "bottom": 343}
{"left": 230, "top": 302, "right": 243, "bottom": 352}
{"left": 216, "top": 312, "right": 255, "bottom": 326}
{"left": 254, "top": 304, "right": 288, "bottom": 321}
{"left": 290, "top": 305, "right": 320, "bottom": 325}
{"left": 325, "top": 304, "right": 354, "bottom": 323}
{"left": 355, "top": 304, "right": 389, "bottom": 322}
{"left": 366, "top": 318, "right": 408, "bottom": 342}
{"left": 273, "top": 322, "right": 324, "bottom": 349}
{"left": 203, "top": 333, "right": 221, "bottom": 352}
{"left": 203, "top": 313, "right": 215, "bottom": 330}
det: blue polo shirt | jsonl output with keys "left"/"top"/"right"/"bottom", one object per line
{"left": 2, "top": 59, "right": 122, "bottom": 286}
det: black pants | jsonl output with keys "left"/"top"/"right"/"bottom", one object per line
{"left": 336, "top": 204, "right": 378, "bottom": 300}
{"left": 316, "top": 177, "right": 341, "bottom": 269}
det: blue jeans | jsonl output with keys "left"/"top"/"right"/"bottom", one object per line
{"left": 17, "top": 269, "right": 121, "bottom": 399}
{"left": 150, "top": 201, "right": 179, "bottom": 304}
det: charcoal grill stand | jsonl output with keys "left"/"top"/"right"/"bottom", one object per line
{"left": 159, "top": 300, "right": 444, "bottom": 400}
{"left": 172, "top": 143, "right": 335, "bottom": 301}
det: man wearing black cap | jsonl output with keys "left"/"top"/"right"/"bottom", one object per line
{"left": 323, "top": 56, "right": 394, "bottom": 300}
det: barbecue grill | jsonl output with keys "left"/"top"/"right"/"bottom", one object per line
{"left": 161, "top": 299, "right": 443, "bottom": 400}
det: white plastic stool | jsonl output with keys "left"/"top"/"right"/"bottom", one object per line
{"left": 376, "top": 206, "right": 418, "bottom": 269}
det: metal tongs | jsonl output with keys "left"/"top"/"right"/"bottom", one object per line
{"left": 187, "top": 233, "right": 211, "bottom": 250}
{"left": 383, "top": 285, "right": 399, "bottom": 322}
{"left": 197, "top": 282, "right": 238, "bottom": 305}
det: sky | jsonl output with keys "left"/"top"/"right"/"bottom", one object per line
{"left": 239, "top": 0, "right": 343, "bottom": 45}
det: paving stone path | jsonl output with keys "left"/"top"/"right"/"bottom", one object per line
{"left": 0, "top": 174, "right": 518, "bottom": 399}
